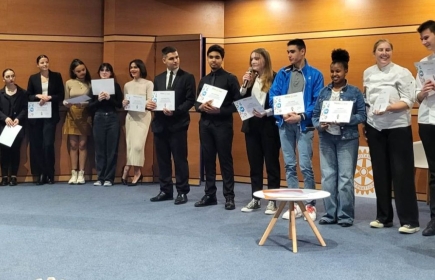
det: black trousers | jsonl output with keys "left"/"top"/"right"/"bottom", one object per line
{"left": 200, "top": 121, "right": 234, "bottom": 198}
{"left": 0, "top": 129, "right": 24, "bottom": 176}
{"left": 29, "top": 119, "right": 57, "bottom": 178}
{"left": 419, "top": 123, "right": 435, "bottom": 219}
{"left": 154, "top": 129, "right": 190, "bottom": 195}
{"left": 93, "top": 112, "right": 120, "bottom": 182}
{"left": 244, "top": 118, "right": 281, "bottom": 198}
{"left": 365, "top": 124, "right": 419, "bottom": 227}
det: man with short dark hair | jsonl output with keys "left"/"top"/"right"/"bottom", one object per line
{"left": 416, "top": 20, "right": 435, "bottom": 236}
{"left": 194, "top": 44, "right": 241, "bottom": 210}
{"left": 149, "top": 46, "right": 196, "bottom": 205}
{"left": 269, "top": 39, "right": 324, "bottom": 221}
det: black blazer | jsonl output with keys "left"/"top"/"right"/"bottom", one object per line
{"left": 241, "top": 72, "right": 277, "bottom": 133}
{"left": 27, "top": 70, "right": 64, "bottom": 123}
{"left": 0, "top": 85, "right": 28, "bottom": 131}
{"left": 151, "top": 68, "right": 196, "bottom": 133}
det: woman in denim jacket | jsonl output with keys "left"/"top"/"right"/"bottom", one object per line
{"left": 312, "top": 49, "right": 366, "bottom": 227}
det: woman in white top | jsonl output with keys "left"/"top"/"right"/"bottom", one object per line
{"left": 122, "top": 59, "right": 153, "bottom": 186}
{"left": 364, "top": 39, "right": 419, "bottom": 234}
{"left": 239, "top": 48, "right": 281, "bottom": 214}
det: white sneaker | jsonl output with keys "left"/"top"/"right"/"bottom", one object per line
{"left": 241, "top": 198, "right": 260, "bottom": 212}
{"left": 282, "top": 204, "right": 302, "bottom": 220}
{"left": 68, "top": 170, "right": 77, "bottom": 184}
{"left": 304, "top": 205, "right": 317, "bottom": 221}
{"left": 103, "top": 181, "right": 112, "bottom": 186}
{"left": 93, "top": 181, "right": 102, "bottom": 186}
{"left": 77, "top": 170, "right": 85, "bottom": 184}
{"left": 265, "top": 201, "right": 277, "bottom": 215}
{"left": 398, "top": 224, "right": 420, "bottom": 234}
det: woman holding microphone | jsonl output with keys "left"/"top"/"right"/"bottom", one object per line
{"left": 239, "top": 48, "right": 281, "bottom": 214}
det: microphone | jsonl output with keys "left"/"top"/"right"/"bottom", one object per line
{"left": 242, "top": 67, "right": 253, "bottom": 89}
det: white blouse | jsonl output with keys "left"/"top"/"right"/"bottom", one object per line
{"left": 363, "top": 62, "right": 415, "bottom": 130}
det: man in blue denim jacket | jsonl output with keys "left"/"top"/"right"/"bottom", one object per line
{"left": 269, "top": 39, "right": 324, "bottom": 221}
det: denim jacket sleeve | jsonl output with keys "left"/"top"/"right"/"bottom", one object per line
{"left": 344, "top": 86, "right": 367, "bottom": 126}
{"left": 312, "top": 86, "right": 326, "bottom": 131}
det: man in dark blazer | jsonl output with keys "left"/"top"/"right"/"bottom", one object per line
{"left": 149, "top": 46, "right": 196, "bottom": 205}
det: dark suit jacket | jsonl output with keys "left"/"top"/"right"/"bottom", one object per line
{"left": 0, "top": 85, "right": 28, "bottom": 132}
{"left": 27, "top": 70, "right": 64, "bottom": 123}
{"left": 151, "top": 68, "right": 196, "bottom": 133}
{"left": 241, "top": 72, "right": 277, "bottom": 133}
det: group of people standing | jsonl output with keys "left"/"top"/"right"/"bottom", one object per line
{"left": 1, "top": 20, "right": 435, "bottom": 237}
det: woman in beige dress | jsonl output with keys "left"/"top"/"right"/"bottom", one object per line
{"left": 122, "top": 59, "right": 153, "bottom": 186}
{"left": 63, "top": 59, "right": 92, "bottom": 185}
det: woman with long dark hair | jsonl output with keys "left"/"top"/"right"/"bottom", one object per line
{"left": 63, "top": 59, "right": 92, "bottom": 185}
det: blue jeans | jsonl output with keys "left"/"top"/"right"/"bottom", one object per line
{"left": 319, "top": 133, "right": 358, "bottom": 224}
{"left": 279, "top": 123, "right": 315, "bottom": 206}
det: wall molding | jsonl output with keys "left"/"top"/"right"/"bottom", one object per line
{"left": 0, "top": 34, "right": 102, "bottom": 43}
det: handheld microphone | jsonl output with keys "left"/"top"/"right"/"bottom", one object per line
{"left": 242, "top": 67, "right": 253, "bottom": 89}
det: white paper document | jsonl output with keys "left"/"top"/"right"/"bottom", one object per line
{"left": 320, "top": 101, "right": 353, "bottom": 123}
{"left": 273, "top": 92, "right": 305, "bottom": 115}
{"left": 262, "top": 189, "right": 310, "bottom": 199}
{"left": 125, "top": 94, "right": 146, "bottom": 112}
{"left": 91, "top": 78, "right": 115, "bottom": 95}
{"left": 234, "top": 96, "right": 266, "bottom": 121}
{"left": 373, "top": 91, "right": 390, "bottom": 113}
{"left": 65, "top": 94, "right": 91, "bottom": 104}
{"left": 415, "top": 61, "right": 435, "bottom": 96}
{"left": 152, "top": 91, "right": 175, "bottom": 111}
{"left": 0, "top": 125, "right": 22, "bottom": 147}
{"left": 28, "top": 102, "right": 52, "bottom": 118}
{"left": 196, "top": 84, "right": 228, "bottom": 108}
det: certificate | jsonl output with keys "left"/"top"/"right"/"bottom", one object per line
{"left": 234, "top": 95, "right": 266, "bottom": 121}
{"left": 65, "top": 94, "right": 91, "bottom": 104}
{"left": 91, "top": 78, "right": 115, "bottom": 95}
{"left": 415, "top": 61, "right": 435, "bottom": 96}
{"left": 152, "top": 91, "right": 175, "bottom": 111}
{"left": 0, "top": 125, "right": 22, "bottom": 147}
{"left": 196, "top": 84, "right": 228, "bottom": 108}
{"left": 319, "top": 101, "right": 353, "bottom": 123}
{"left": 125, "top": 94, "right": 146, "bottom": 112}
{"left": 373, "top": 91, "right": 390, "bottom": 112}
{"left": 28, "top": 102, "right": 52, "bottom": 118}
{"left": 273, "top": 92, "right": 304, "bottom": 115}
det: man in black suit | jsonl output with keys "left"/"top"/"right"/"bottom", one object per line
{"left": 194, "top": 44, "right": 241, "bottom": 210}
{"left": 149, "top": 46, "right": 196, "bottom": 205}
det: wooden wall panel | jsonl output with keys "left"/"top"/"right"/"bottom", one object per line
{"left": 0, "top": 0, "right": 102, "bottom": 36}
{"left": 224, "top": 0, "right": 435, "bottom": 37}
{"left": 105, "top": 0, "right": 224, "bottom": 37}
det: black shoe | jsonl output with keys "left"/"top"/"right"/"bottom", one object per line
{"left": 194, "top": 195, "right": 217, "bottom": 207}
{"left": 1, "top": 176, "right": 8, "bottom": 186}
{"left": 423, "top": 219, "right": 435, "bottom": 236}
{"left": 46, "top": 175, "right": 54, "bottom": 185}
{"left": 174, "top": 194, "right": 188, "bottom": 205}
{"left": 36, "top": 174, "right": 45, "bottom": 185}
{"left": 225, "top": 197, "right": 235, "bottom": 210}
{"left": 9, "top": 177, "right": 17, "bottom": 186}
{"left": 128, "top": 174, "right": 143, "bottom": 187}
{"left": 338, "top": 222, "right": 353, "bottom": 227}
{"left": 319, "top": 219, "right": 337, "bottom": 225}
{"left": 150, "top": 191, "right": 173, "bottom": 202}
{"left": 121, "top": 165, "right": 129, "bottom": 185}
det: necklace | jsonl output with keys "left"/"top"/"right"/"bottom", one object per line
{"left": 5, "top": 86, "right": 17, "bottom": 95}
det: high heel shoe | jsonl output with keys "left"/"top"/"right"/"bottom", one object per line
{"left": 121, "top": 165, "right": 129, "bottom": 185}
{"left": 128, "top": 174, "right": 143, "bottom": 187}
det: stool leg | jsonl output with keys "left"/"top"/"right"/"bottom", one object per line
{"left": 298, "top": 201, "right": 326, "bottom": 247}
{"left": 289, "top": 201, "right": 297, "bottom": 253}
{"left": 259, "top": 201, "right": 287, "bottom": 246}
